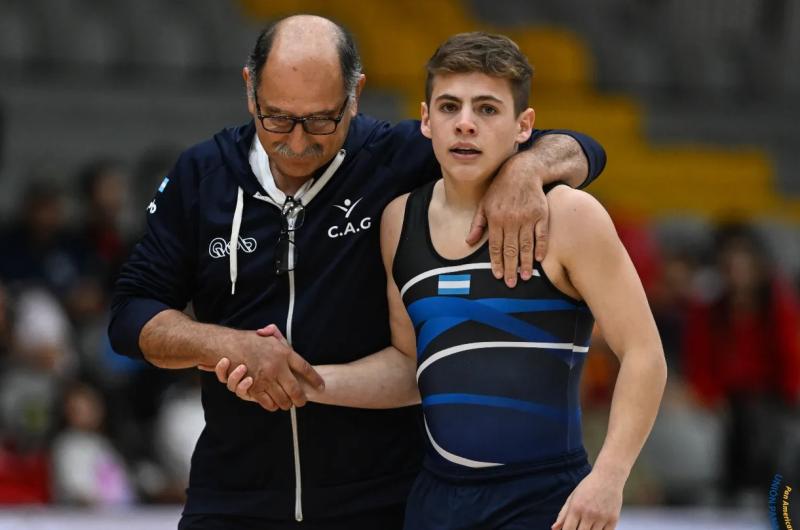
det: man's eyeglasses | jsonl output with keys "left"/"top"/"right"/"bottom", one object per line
{"left": 275, "top": 196, "right": 305, "bottom": 274}
{"left": 257, "top": 97, "right": 349, "bottom": 135}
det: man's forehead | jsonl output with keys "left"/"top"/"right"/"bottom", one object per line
{"left": 258, "top": 62, "right": 345, "bottom": 114}
{"left": 262, "top": 59, "right": 341, "bottom": 85}
{"left": 257, "top": 91, "right": 345, "bottom": 116}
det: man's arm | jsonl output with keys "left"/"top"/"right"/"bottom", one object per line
{"left": 545, "top": 187, "right": 666, "bottom": 530}
{"left": 142, "top": 309, "right": 321, "bottom": 412}
{"left": 218, "top": 195, "right": 421, "bottom": 409}
{"left": 470, "top": 130, "right": 607, "bottom": 288}
{"left": 516, "top": 130, "right": 603, "bottom": 189}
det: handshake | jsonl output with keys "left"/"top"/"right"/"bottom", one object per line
{"left": 198, "top": 324, "right": 325, "bottom": 412}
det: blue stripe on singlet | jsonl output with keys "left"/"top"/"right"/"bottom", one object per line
{"left": 416, "top": 316, "right": 470, "bottom": 356}
{"left": 408, "top": 297, "right": 575, "bottom": 353}
{"left": 422, "top": 393, "right": 573, "bottom": 423}
{"left": 478, "top": 298, "right": 578, "bottom": 312}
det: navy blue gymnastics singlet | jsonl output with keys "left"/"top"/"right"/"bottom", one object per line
{"left": 392, "top": 180, "right": 594, "bottom": 481}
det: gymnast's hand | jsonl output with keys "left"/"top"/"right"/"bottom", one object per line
{"left": 199, "top": 324, "right": 324, "bottom": 412}
{"left": 551, "top": 468, "right": 624, "bottom": 530}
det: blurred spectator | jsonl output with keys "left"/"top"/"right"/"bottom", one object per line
{"left": 612, "top": 209, "right": 663, "bottom": 297}
{"left": 151, "top": 375, "right": 204, "bottom": 502}
{"left": 0, "top": 363, "right": 60, "bottom": 450}
{"left": 68, "top": 160, "right": 134, "bottom": 384}
{"left": 682, "top": 222, "right": 800, "bottom": 501}
{"left": 11, "top": 288, "right": 77, "bottom": 375}
{"left": 0, "top": 288, "right": 73, "bottom": 469}
{"left": 0, "top": 286, "right": 87, "bottom": 504}
{"left": 631, "top": 238, "right": 726, "bottom": 506}
{"left": 0, "top": 100, "right": 4, "bottom": 169}
{"left": 0, "top": 282, "right": 11, "bottom": 358}
{"left": 0, "top": 288, "right": 69, "bottom": 505}
{"left": 650, "top": 250, "right": 699, "bottom": 373}
{"left": 0, "top": 440, "right": 50, "bottom": 504}
{"left": 0, "top": 180, "right": 86, "bottom": 298}
{"left": 51, "top": 381, "right": 135, "bottom": 506}
{"left": 0, "top": 360, "right": 55, "bottom": 505}
{"left": 77, "top": 159, "right": 131, "bottom": 290}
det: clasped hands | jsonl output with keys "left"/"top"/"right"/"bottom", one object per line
{"left": 198, "top": 324, "right": 323, "bottom": 411}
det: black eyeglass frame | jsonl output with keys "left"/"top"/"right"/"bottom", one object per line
{"left": 256, "top": 97, "right": 350, "bottom": 135}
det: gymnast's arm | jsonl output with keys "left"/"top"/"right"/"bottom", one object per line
{"left": 546, "top": 186, "right": 667, "bottom": 530}
{"left": 302, "top": 193, "right": 420, "bottom": 408}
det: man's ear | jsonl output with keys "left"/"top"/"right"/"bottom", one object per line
{"left": 420, "top": 102, "right": 432, "bottom": 139}
{"left": 243, "top": 66, "right": 256, "bottom": 116}
{"left": 516, "top": 107, "right": 535, "bottom": 144}
{"left": 351, "top": 74, "right": 367, "bottom": 116}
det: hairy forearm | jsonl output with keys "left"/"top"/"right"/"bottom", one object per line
{"left": 306, "top": 347, "right": 420, "bottom": 409}
{"left": 512, "top": 134, "right": 588, "bottom": 188}
{"left": 139, "top": 309, "right": 232, "bottom": 369}
{"left": 593, "top": 349, "right": 667, "bottom": 481}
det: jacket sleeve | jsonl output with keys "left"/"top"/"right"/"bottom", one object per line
{"left": 387, "top": 121, "right": 606, "bottom": 191}
{"left": 108, "top": 152, "right": 198, "bottom": 360}
{"left": 525, "top": 129, "right": 607, "bottom": 189}
{"left": 380, "top": 120, "right": 440, "bottom": 193}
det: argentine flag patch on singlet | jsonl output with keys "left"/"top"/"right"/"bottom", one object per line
{"left": 438, "top": 274, "right": 470, "bottom": 295}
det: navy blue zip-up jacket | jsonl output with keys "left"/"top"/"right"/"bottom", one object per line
{"left": 109, "top": 115, "right": 605, "bottom": 521}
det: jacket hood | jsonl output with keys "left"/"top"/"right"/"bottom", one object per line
{"left": 212, "top": 120, "right": 262, "bottom": 197}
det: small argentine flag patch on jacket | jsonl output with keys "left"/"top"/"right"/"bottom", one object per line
{"left": 438, "top": 274, "right": 470, "bottom": 295}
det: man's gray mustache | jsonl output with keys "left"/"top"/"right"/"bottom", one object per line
{"left": 273, "top": 143, "right": 325, "bottom": 158}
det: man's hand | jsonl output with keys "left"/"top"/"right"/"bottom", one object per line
{"left": 467, "top": 166, "right": 548, "bottom": 288}
{"left": 465, "top": 133, "right": 593, "bottom": 288}
{"left": 551, "top": 469, "right": 624, "bottom": 530}
{"left": 198, "top": 324, "right": 323, "bottom": 412}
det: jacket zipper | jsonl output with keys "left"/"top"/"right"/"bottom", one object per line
{"left": 251, "top": 149, "right": 346, "bottom": 523}
{"left": 287, "top": 230, "right": 303, "bottom": 522}
{"left": 255, "top": 194, "right": 304, "bottom": 522}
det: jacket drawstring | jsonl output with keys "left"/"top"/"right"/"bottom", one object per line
{"left": 229, "top": 187, "right": 244, "bottom": 294}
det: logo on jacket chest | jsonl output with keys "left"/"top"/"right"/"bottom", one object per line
{"left": 327, "top": 197, "right": 372, "bottom": 239}
{"left": 208, "top": 236, "right": 257, "bottom": 258}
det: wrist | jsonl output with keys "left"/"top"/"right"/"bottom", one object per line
{"left": 304, "top": 365, "right": 331, "bottom": 402}
{"left": 591, "top": 457, "right": 631, "bottom": 486}
{"left": 520, "top": 134, "right": 587, "bottom": 187}
{"left": 507, "top": 152, "right": 553, "bottom": 186}
{"left": 203, "top": 324, "right": 243, "bottom": 367}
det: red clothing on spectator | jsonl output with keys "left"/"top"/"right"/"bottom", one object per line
{"left": 0, "top": 443, "right": 50, "bottom": 504}
{"left": 683, "top": 278, "right": 800, "bottom": 407}
{"left": 86, "top": 223, "right": 125, "bottom": 266}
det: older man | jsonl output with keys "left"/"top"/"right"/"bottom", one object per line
{"left": 109, "top": 15, "right": 606, "bottom": 530}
